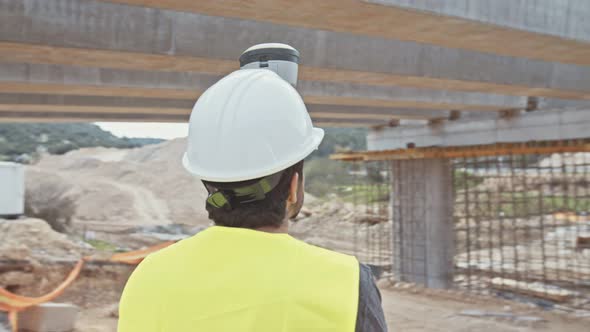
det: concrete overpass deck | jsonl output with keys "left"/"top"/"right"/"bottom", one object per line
{"left": 0, "top": 0, "right": 589, "bottom": 145}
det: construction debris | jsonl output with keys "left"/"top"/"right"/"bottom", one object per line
{"left": 456, "top": 309, "right": 546, "bottom": 323}
{"left": 490, "top": 278, "right": 575, "bottom": 303}
{"left": 18, "top": 303, "right": 79, "bottom": 332}
{"left": 0, "top": 271, "right": 35, "bottom": 287}
{"left": 0, "top": 218, "right": 85, "bottom": 263}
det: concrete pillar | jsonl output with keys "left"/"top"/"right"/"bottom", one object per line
{"left": 391, "top": 158, "right": 454, "bottom": 289}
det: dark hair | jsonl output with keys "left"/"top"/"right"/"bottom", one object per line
{"left": 203, "top": 160, "right": 304, "bottom": 229}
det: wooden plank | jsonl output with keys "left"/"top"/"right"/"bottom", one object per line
{"left": 0, "top": 104, "right": 401, "bottom": 121}
{"left": 2, "top": 43, "right": 590, "bottom": 101}
{"left": 314, "top": 122, "right": 372, "bottom": 128}
{"left": 310, "top": 112, "right": 431, "bottom": 121}
{"left": 0, "top": 107, "right": 383, "bottom": 126}
{"left": 331, "top": 140, "right": 590, "bottom": 161}
{"left": 106, "top": 0, "right": 590, "bottom": 66}
{"left": 490, "top": 278, "right": 574, "bottom": 303}
{"left": 553, "top": 212, "right": 590, "bottom": 223}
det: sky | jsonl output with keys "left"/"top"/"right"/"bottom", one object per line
{"left": 96, "top": 122, "right": 189, "bottom": 139}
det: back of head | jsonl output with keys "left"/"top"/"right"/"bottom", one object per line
{"left": 203, "top": 160, "right": 304, "bottom": 228}
{"left": 182, "top": 67, "right": 324, "bottom": 229}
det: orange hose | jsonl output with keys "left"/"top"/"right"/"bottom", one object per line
{"left": 0, "top": 240, "right": 177, "bottom": 331}
{"left": 109, "top": 241, "right": 176, "bottom": 265}
{"left": 0, "top": 259, "right": 85, "bottom": 310}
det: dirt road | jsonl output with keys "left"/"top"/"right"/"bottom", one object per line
{"left": 101, "top": 179, "right": 172, "bottom": 225}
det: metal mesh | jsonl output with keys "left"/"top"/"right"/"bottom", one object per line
{"left": 350, "top": 160, "right": 393, "bottom": 280}
{"left": 453, "top": 153, "right": 590, "bottom": 311}
{"left": 344, "top": 151, "right": 590, "bottom": 311}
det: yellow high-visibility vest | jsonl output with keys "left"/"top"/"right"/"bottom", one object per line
{"left": 118, "top": 226, "right": 359, "bottom": 332}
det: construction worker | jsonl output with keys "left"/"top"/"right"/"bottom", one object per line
{"left": 118, "top": 45, "right": 387, "bottom": 331}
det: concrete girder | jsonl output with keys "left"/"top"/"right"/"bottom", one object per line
{"left": 0, "top": 94, "right": 194, "bottom": 109}
{"left": 368, "top": 0, "right": 590, "bottom": 43}
{"left": 0, "top": 94, "right": 442, "bottom": 121}
{"left": 298, "top": 81, "right": 524, "bottom": 111}
{"left": 0, "top": 93, "right": 451, "bottom": 122}
{"left": 0, "top": 111, "right": 189, "bottom": 122}
{"left": 0, "top": 105, "right": 394, "bottom": 123}
{"left": 99, "top": 0, "right": 590, "bottom": 65}
{"left": 537, "top": 97, "right": 590, "bottom": 110}
{"left": 306, "top": 105, "right": 449, "bottom": 121}
{"left": 2, "top": 42, "right": 590, "bottom": 101}
{"left": 368, "top": 108, "right": 590, "bottom": 150}
{"left": 0, "top": 63, "right": 525, "bottom": 111}
{"left": 0, "top": 81, "right": 200, "bottom": 99}
{"left": 0, "top": 109, "right": 384, "bottom": 127}
{"left": 0, "top": 117, "right": 373, "bottom": 128}
{"left": 2, "top": 1, "right": 590, "bottom": 97}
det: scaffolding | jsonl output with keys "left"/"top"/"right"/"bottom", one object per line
{"left": 336, "top": 140, "right": 590, "bottom": 312}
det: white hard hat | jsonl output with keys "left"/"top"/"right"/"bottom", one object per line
{"left": 182, "top": 69, "right": 325, "bottom": 182}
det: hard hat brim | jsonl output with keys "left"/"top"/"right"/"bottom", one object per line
{"left": 182, "top": 127, "right": 324, "bottom": 182}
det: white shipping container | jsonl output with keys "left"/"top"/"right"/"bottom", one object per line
{"left": 0, "top": 162, "right": 25, "bottom": 217}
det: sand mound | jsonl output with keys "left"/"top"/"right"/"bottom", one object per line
{"left": 0, "top": 218, "right": 84, "bottom": 262}
{"left": 24, "top": 139, "right": 363, "bottom": 254}
{"left": 27, "top": 139, "right": 210, "bottom": 227}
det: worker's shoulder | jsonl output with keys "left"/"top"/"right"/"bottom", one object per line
{"left": 137, "top": 237, "right": 194, "bottom": 270}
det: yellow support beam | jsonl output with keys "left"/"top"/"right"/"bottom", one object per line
{"left": 330, "top": 140, "right": 590, "bottom": 161}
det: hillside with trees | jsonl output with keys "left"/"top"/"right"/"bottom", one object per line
{"left": 305, "top": 127, "right": 368, "bottom": 197}
{"left": 308, "top": 127, "right": 367, "bottom": 159}
{"left": 0, "top": 123, "right": 163, "bottom": 162}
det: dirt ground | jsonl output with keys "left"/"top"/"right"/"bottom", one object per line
{"left": 72, "top": 285, "right": 588, "bottom": 332}
{"left": 3, "top": 215, "right": 588, "bottom": 332}
{"left": 380, "top": 287, "right": 587, "bottom": 331}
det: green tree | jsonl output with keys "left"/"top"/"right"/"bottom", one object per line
{"left": 0, "top": 123, "right": 163, "bottom": 162}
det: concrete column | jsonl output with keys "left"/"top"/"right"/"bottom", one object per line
{"left": 391, "top": 158, "right": 454, "bottom": 289}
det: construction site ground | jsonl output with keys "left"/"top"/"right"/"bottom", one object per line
{"left": 71, "top": 284, "right": 589, "bottom": 332}
{"left": 5, "top": 251, "right": 588, "bottom": 332}
{"left": 6, "top": 217, "right": 588, "bottom": 332}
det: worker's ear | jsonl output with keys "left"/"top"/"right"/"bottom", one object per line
{"left": 287, "top": 172, "right": 299, "bottom": 204}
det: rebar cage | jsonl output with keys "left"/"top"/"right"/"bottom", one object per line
{"left": 453, "top": 153, "right": 590, "bottom": 311}
{"left": 344, "top": 150, "right": 590, "bottom": 312}
{"left": 349, "top": 160, "right": 393, "bottom": 280}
